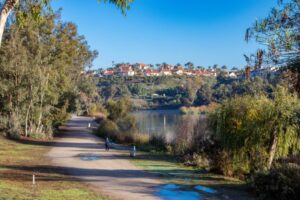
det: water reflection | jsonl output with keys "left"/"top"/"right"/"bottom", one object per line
{"left": 132, "top": 110, "right": 199, "bottom": 142}
{"left": 78, "top": 154, "right": 101, "bottom": 161}
{"left": 156, "top": 184, "right": 218, "bottom": 200}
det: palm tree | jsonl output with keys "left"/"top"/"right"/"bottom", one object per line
{"left": 185, "top": 62, "right": 194, "bottom": 70}
{"left": 231, "top": 67, "right": 238, "bottom": 71}
{"left": 221, "top": 65, "right": 227, "bottom": 71}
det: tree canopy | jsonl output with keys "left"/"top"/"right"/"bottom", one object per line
{"left": 0, "top": 2, "right": 98, "bottom": 138}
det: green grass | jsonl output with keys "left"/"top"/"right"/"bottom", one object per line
{"left": 131, "top": 152, "right": 254, "bottom": 200}
{"left": 0, "top": 137, "right": 107, "bottom": 200}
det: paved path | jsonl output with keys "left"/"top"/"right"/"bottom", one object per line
{"left": 47, "top": 116, "right": 162, "bottom": 200}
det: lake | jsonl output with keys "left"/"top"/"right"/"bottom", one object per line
{"left": 132, "top": 110, "right": 199, "bottom": 142}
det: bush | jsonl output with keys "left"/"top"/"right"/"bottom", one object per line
{"left": 209, "top": 88, "right": 300, "bottom": 177}
{"left": 96, "top": 118, "right": 150, "bottom": 145}
{"left": 183, "top": 153, "right": 211, "bottom": 170}
{"left": 7, "top": 113, "right": 22, "bottom": 139}
{"left": 134, "top": 133, "right": 150, "bottom": 145}
{"left": 149, "top": 135, "right": 167, "bottom": 150}
{"left": 180, "top": 103, "right": 219, "bottom": 115}
{"left": 96, "top": 119, "right": 119, "bottom": 141}
{"left": 253, "top": 163, "right": 300, "bottom": 200}
{"left": 88, "top": 103, "right": 108, "bottom": 118}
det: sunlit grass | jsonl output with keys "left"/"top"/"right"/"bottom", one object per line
{"left": 131, "top": 152, "right": 253, "bottom": 200}
{"left": 0, "top": 136, "right": 106, "bottom": 200}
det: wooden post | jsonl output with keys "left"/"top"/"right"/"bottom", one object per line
{"left": 32, "top": 174, "right": 35, "bottom": 185}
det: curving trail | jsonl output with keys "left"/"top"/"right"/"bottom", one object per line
{"left": 47, "top": 116, "right": 162, "bottom": 200}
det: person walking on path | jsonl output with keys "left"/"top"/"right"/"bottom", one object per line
{"left": 105, "top": 137, "right": 110, "bottom": 151}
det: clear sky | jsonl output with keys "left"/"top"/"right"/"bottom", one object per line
{"left": 51, "top": 0, "right": 278, "bottom": 69}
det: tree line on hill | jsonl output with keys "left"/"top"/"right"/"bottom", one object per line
{"left": 97, "top": 71, "right": 282, "bottom": 109}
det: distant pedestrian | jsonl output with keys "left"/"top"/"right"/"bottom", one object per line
{"left": 105, "top": 137, "right": 110, "bottom": 151}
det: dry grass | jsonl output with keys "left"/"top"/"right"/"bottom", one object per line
{"left": 0, "top": 136, "right": 106, "bottom": 200}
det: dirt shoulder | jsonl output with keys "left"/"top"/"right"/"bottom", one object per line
{"left": 47, "top": 116, "right": 162, "bottom": 200}
{"left": 0, "top": 134, "right": 105, "bottom": 200}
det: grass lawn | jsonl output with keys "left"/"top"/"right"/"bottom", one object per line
{"left": 131, "top": 152, "right": 254, "bottom": 200}
{"left": 0, "top": 136, "right": 106, "bottom": 200}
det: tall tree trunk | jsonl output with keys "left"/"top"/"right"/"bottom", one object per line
{"left": 25, "top": 99, "right": 32, "bottom": 137}
{"left": 36, "top": 73, "right": 49, "bottom": 133}
{"left": 267, "top": 128, "right": 278, "bottom": 170}
{"left": 0, "top": 0, "right": 19, "bottom": 47}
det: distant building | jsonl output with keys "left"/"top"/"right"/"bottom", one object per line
{"left": 172, "top": 69, "right": 184, "bottom": 75}
{"left": 184, "top": 70, "right": 194, "bottom": 76}
{"left": 103, "top": 70, "right": 115, "bottom": 76}
{"left": 227, "top": 71, "right": 237, "bottom": 78}
{"left": 201, "top": 70, "right": 217, "bottom": 77}
{"left": 238, "top": 67, "right": 280, "bottom": 79}
{"left": 134, "top": 63, "right": 150, "bottom": 71}
{"left": 144, "top": 69, "right": 160, "bottom": 76}
{"left": 160, "top": 69, "right": 172, "bottom": 76}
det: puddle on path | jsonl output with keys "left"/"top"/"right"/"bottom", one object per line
{"left": 156, "top": 184, "right": 218, "bottom": 200}
{"left": 194, "top": 185, "right": 217, "bottom": 194}
{"left": 77, "top": 154, "right": 101, "bottom": 161}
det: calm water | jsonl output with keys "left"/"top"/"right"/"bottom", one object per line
{"left": 132, "top": 110, "right": 199, "bottom": 142}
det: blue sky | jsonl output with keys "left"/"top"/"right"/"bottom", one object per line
{"left": 52, "top": 0, "right": 278, "bottom": 69}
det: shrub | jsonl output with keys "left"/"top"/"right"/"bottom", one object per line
{"left": 134, "top": 133, "right": 150, "bottom": 145}
{"left": 88, "top": 103, "right": 108, "bottom": 118}
{"left": 183, "top": 153, "right": 211, "bottom": 170}
{"left": 96, "top": 118, "right": 150, "bottom": 145}
{"left": 149, "top": 135, "right": 167, "bottom": 150}
{"left": 106, "top": 98, "right": 132, "bottom": 121}
{"left": 172, "top": 117, "right": 196, "bottom": 155}
{"left": 253, "top": 163, "right": 300, "bottom": 200}
{"left": 96, "top": 119, "right": 119, "bottom": 141}
{"left": 179, "top": 103, "right": 219, "bottom": 115}
{"left": 209, "top": 87, "right": 300, "bottom": 176}
{"left": 7, "top": 113, "right": 22, "bottom": 139}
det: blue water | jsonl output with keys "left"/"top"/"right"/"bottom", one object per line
{"left": 156, "top": 184, "right": 218, "bottom": 200}
{"left": 80, "top": 154, "right": 101, "bottom": 161}
{"left": 195, "top": 185, "right": 217, "bottom": 194}
{"left": 132, "top": 110, "right": 199, "bottom": 142}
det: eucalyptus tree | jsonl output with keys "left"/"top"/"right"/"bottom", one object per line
{"left": 246, "top": 0, "right": 299, "bottom": 64}
{"left": 246, "top": 0, "right": 300, "bottom": 95}
{"left": 0, "top": 0, "right": 134, "bottom": 46}
{"left": 0, "top": 2, "right": 97, "bottom": 138}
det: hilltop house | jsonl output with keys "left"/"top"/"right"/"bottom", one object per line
{"left": 184, "top": 70, "right": 194, "bottom": 76}
{"left": 227, "top": 71, "right": 237, "bottom": 78}
{"left": 115, "top": 64, "right": 135, "bottom": 76}
{"left": 238, "top": 67, "right": 280, "bottom": 79}
{"left": 172, "top": 69, "right": 184, "bottom": 75}
{"left": 160, "top": 69, "right": 172, "bottom": 76}
{"left": 134, "top": 63, "right": 150, "bottom": 71}
{"left": 144, "top": 69, "right": 160, "bottom": 76}
{"left": 103, "top": 69, "right": 115, "bottom": 76}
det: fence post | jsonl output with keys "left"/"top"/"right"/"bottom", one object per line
{"left": 32, "top": 174, "right": 35, "bottom": 185}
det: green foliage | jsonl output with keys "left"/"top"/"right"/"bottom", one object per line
{"left": 210, "top": 87, "right": 300, "bottom": 176}
{"left": 97, "top": 119, "right": 119, "bottom": 140}
{"left": 183, "top": 153, "right": 211, "bottom": 170}
{"left": 106, "top": 98, "right": 132, "bottom": 121}
{"left": 99, "top": 0, "right": 133, "bottom": 15}
{"left": 246, "top": 0, "right": 299, "bottom": 64}
{"left": 253, "top": 163, "right": 300, "bottom": 200}
{"left": 96, "top": 98, "right": 143, "bottom": 144}
{"left": 0, "top": 3, "right": 97, "bottom": 138}
{"left": 195, "top": 77, "right": 277, "bottom": 106}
